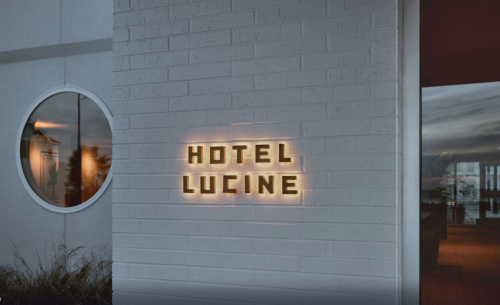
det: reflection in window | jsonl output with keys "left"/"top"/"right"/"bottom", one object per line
{"left": 20, "top": 92, "right": 112, "bottom": 207}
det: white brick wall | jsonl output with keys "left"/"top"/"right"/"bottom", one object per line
{"left": 113, "top": 0, "right": 399, "bottom": 304}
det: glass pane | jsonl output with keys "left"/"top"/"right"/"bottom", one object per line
{"left": 20, "top": 92, "right": 112, "bottom": 207}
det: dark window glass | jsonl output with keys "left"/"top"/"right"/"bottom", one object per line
{"left": 20, "top": 92, "right": 112, "bottom": 207}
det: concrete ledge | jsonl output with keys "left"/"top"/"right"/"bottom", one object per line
{"left": 0, "top": 38, "right": 112, "bottom": 65}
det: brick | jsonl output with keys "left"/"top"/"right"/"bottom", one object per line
{"left": 339, "top": 277, "right": 397, "bottom": 297}
{"left": 373, "top": 82, "right": 397, "bottom": 99}
{"left": 302, "top": 223, "right": 371, "bottom": 241}
{"left": 190, "top": 207, "right": 254, "bottom": 220}
{"left": 255, "top": 105, "right": 326, "bottom": 122}
{"left": 189, "top": 237, "right": 219, "bottom": 251}
{"left": 288, "top": 241, "right": 326, "bottom": 257}
{"left": 301, "top": 173, "right": 327, "bottom": 189}
{"left": 113, "top": 57, "right": 130, "bottom": 72}
{"left": 254, "top": 271, "right": 328, "bottom": 291}
{"left": 300, "top": 257, "right": 368, "bottom": 275}
{"left": 219, "top": 238, "right": 254, "bottom": 253}
{"left": 114, "top": 13, "right": 127, "bottom": 28}
{"left": 328, "top": 0, "right": 396, "bottom": 16}
{"left": 129, "top": 175, "right": 181, "bottom": 189}
{"left": 190, "top": 12, "right": 254, "bottom": 33}
{"left": 373, "top": 11, "right": 397, "bottom": 29}
{"left": 169, "top": 93, "right": 231, "bottom": 111}
{"left": 302, "top": 87, "right": 332, "bottom": 104}
{"left": 234, "top": 56, "right": 300, "bottom": 76}
{"left": 328, "top": 101, "right": 396, "bottom": 119}
{"left": 113, "top": 234, "right": 189, "bottom": 250}
{"left": 328, "top": 68, "right": 357, "bottom": 85}
{"left": 190, "top": 44, "right": 254, "bottom": 64}
{"left": 303, "top": 18, "right": 339, "bottom": 37}
{"left": 114, "top": 68, "right": 168, "bottom": 86}
{"left": 113, "top": 145, "right": 130, "bottom": 159}
{"left": 256, "top": 37, "right": 325, "bottom": 57}
{"left": 144, "top": 51, "right": 188, "bottom": 68}
{"left": 113, "top": 116, "right": 130, "bottom": 129}
{"left": 356, "top": 64, "right": 397, "bottom": 83}
{"left": 113, "top": 40, "right": 151, "bottom": 57}
{"left": 198, "top": 222, "right": 233, "bottom": 236}
{"left": 113, "top": 204, "right": 129, "bottom": 218}
{"left": 233, "top": 0, "right": 300, "bottom": 11}
{"left": 114, "top": 129, "right": 169, "bottom": 144}
{"left": 190, "top": 77, "right": 253, "bottom": 95}
{"left": 303, "top": 119, "right": 370, "bottom": 137}
{"left": 169, "top": 0, "right": 231, "bottom": 20}
{"left": 207, "top": 108, "right": 254, "bottom": 125}
{"left": 255, "top": 207, "right": 327, "bottom": 222}
{"left": 130, "top": 82, "right": 188, "bottom": 100}
{"left": 302, "top": 53, "right": 339, "bottom": 70}
{"left": 328, "top": 206, "right": 396, "bottom": 224}
{"left": 333, "top": 84, "right": 370, "bottom": 101}
{"left": 326, "top": 138, "right": 357, "bottom": 154}
{"left": 233, "top": 123, "right": 301, "bottom": 139}
{"left": 371, "top": 224, "right": 396, "bottom": 242}
{"left": 371, "top": 154, "right": 397, "bottom": 170}
{"left": 339, "top": 49, "right": 370, "bottom": 66}
{"left": 255, "top": 239, "right": 288, "bottom": 255}
{"left": 256, "top": 3, "right": 326, "bottom": 24}
{"left": 113, "top": 87, "right": 130, "bottom": 101}
{"left": 328, "top": 30, "right": 397, "bottom": 51}
{"left": 113, "top": 99, "right": 170, "bottom": 115}
{"left": 329, "top": 171, "right": 396, "bottom": 189}
{"left": 130, "top": 112, "right": 189, "bottom": 128}
{"left": 114, "top": 28, "right": 129, "bottom": 42}
{"left": 333, "top": 242, "right": 396, "bottom": 260}
{"left": 233, "top": 223, "right": 302, "bottom": 239}
{"left": 126, "top": 7, "right": 169, "bottom": 26}
{"left": 304, "top": 155, "right": 370, "bottom": 171}
{"left": 130, "top": 143, "right": 185, "bottom": 159}
{"left": 169, "top": 62, "right": 230, "bottom": 81}
{"left": 255, "top": 71, "right": 326, "bottom": 90}
{"left": 129, "top": 264, "right": 189, "bottom": 281}
{"left": 232, "top": 25, "right": 279, "bottom": 43}
{"left": 130, "top": 0, "right": 189, "bottom": 11}
{"left": 170, "top": 30, "right": 231, "bottom": 50}
{"left": 234, "top": 90, "right": 301, "bottom": 107}
{"left": 129, "top": 55, "right": 144, "bottom": 69}
{"left": 372, "top": 189, "right": 397, "bottom": 207}
{"left": 357, "top": 136, "right": 396, "bottom": 153}
{"left": 189, "top": 111, "right": 208, "bottom": 126}
{"left": 331, "top": 189, "right": 373, "bottom": 206}
{"left": 129, "top": 21, "right": 188, "bottom": 40}
{"left": 190, "top": 267, "right": 254, "bottom": 286}
{"left": 339, "top": 14, "right": 372, "bottom": 32}
{"left": 373, "top": 47, "right": 397, "bottom": 64}
{"left": 170, "top": 126, "right": 231, "bottom": 142}
{"left": 130, "top": 205, "right": 188, "bottom": 219}
{"left": 372, "top": 118, "right": 396, "bottom": 134}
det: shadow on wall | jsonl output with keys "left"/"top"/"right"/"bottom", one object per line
{"left": 112, "top": 285, "right": 399, "bottom": 304}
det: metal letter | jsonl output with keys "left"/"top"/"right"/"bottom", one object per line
{"left": 210, "top": 146, "right": 226, "bottom": 164}
{"left": 245, "top": 175, "right": 251, "bottom": 193}
{"left": 223, "top": 175, "right": 237, "bottom": 193}
{"left": 200, "top": 176, "right": 216, "bottom": 194}
{"left": 183, "top": 176, "right": 195, "bottom": 193}
{"left": 279, "top": 144, "right": 291, "bottom": 163}
{"left": 188, "top": 146, "right": 203, "bottom": 164}
{"left": 232, "top": 145, "right": 248, "bottom": 163}
{"left": 282, "top": 176, "right": 298, "bottom": 194}
{"left": 255, "top": 144, "right": 271, "bottom": 163}
{"left": 259, "top": 176, "right": 274, "bottom": 194}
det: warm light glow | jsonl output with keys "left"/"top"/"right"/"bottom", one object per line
{"left": 34, "top": 120, "right": 71, "bottom": 130}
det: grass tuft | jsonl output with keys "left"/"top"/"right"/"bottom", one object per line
{"left": 0, "top": 244, "right": 112, "bottom": 305}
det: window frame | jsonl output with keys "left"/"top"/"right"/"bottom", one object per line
{"left": 15, "top": 85, "right": 113, "bottom": 214}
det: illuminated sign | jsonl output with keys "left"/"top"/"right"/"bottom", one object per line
{"left": 183, "top": 143, "right": 299, "bottom": 195}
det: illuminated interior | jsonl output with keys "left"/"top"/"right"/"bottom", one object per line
{"left": 20, "top": 92, "right": 112, "bottom": 207}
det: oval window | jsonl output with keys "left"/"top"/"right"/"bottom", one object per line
{"left": 19, "top": 91, "right": 112, "bottom": 210}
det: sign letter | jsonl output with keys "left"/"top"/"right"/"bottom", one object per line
{"left": 188, "top": 146, "right": 203, "bottom": 164}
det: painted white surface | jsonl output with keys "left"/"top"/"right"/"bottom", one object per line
{"left": 112, "top": 0, "right": 401, "bottom": 304}
{"left": 0, "top": 52, "right": 113, "bottom": 265}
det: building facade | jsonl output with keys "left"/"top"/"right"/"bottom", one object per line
{"left": 1, "top": 0, "right": 405, "bottom": 304}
